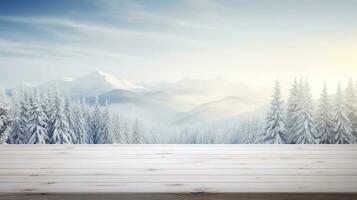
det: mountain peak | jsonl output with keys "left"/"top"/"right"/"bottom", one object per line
{"left": 38, "top": 71, "right": 145, "bottom": 97}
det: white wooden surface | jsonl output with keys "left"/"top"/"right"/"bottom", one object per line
{"left": 0, "top": 145, "right": 357, "bottom": 200}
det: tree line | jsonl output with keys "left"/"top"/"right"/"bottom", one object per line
{"left": 0, "top": 87, "right": 145, "bottom": 144}
{"left": 1, "top": 79, "right": 357, "bottom": 145}
{"left": 262, "top": 79, "right": 357, "bottom": 144}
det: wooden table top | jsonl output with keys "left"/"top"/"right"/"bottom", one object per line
{"left": 0, "top": 145, "right": 357, "bottom": 200}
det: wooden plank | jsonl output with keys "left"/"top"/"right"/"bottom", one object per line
{"left": 1, "top": 193, "right": 357, "bottom": 200}
{"left": 1, "top": 182, "right": 357, "bottom": 193}
{"left": 2, "top": 168, "right": 357, "bottom": 176}
{"left": 0, "top": 145, "right": 356, "bottom": 200}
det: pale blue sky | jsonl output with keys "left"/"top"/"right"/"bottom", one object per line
{"left": 1, "top": 0, "right": 357, "bottom": 94}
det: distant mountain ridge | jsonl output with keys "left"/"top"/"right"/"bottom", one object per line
{"left": 38, "top": 71, "right": 145, "bottom": 97}
{"left": 33, "top": 71, "right": 269, "bottom": 127}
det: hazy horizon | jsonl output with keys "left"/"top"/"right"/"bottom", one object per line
{"left": 1, "top": 70, "right": 355, "bottom": 102}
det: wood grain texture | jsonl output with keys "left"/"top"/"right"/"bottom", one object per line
{"left": 0, "top": 145, "right": 357, "bottom": 200}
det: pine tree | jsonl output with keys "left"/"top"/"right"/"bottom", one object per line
{"left": 49, "top": 88, "right": 72, "bottom": 144}
{"left": 121, "top": 118, "right": 131, "bottom": 144}
{"left": 64, "top": 97, "right": 77, "bottom": 143}
{"left": 248, "top": 119, "right": 264, "bottom": 144}
{"left": 6, "top": 89, "right": 21, "bottom": 144}
{"left": 0, "top": 87, "right": 11, "bottom": 143}
{"left": 7, "top": 88, "right": 30, "bottom": 144}
{"left": 345, "top": 79, "right": 357, "bottom": 139}
{"left": 295, "top": 80, "right": 319, "bottom": 144}
{"left": 43, "top": 89, "right": 54, "bottom": 137}
{"left": 80, "top": 97, "right": 93, "bottom": 144}
{"left": 97, "top": 104, "right": 112, "bottom": 144}
{"left": 26, "top": 90, "right": 36, "bottom": 141}
{"left": 110, "top": 114, "right": 122, "bottom": 143}
{"left": 72, "top": 100, "right": 88, "bottom": 144}
{"left": 88, "top": 98, "right": 102, "bottom": 144}
{"left": 262, "top": 81, "right": 286, "bottom": 144}
{"left": 332, "top": 83, "right": 354, "bottom": 144}
{"left": 286, "top": 78, "right": 300, "bottom": 143}
{"left": 28, "top": 92, "right": 48, "bottom": 144}
{"left": 316, "top": 82, "right": 334, "bottom": 144}
{"left": 131, "top": 119, "right": 144, "bottom": 144}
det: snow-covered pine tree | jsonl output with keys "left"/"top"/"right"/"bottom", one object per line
{"left": 261, "top": 81, "right": 286, "bottom": 144}
{"left": 80, "top": 97, "right": 93, "bottom": 144}
{"left": 239, "top": 121, "right": 250, "bottom": 144}
{"left": 239, "top": 118, "right": 264, "bottom": 144}
{"left": 43, "top": 89, "right": 54, "bottom": 137}
{"left": 6, "top": 89, "right": 20, "bottom": 144}
{"left": 245, "top": 118, "right": 266, "bottom": 144}
{"left": 243, "top": 121, "right": 253, "bottom": 144}
{"left": 295, "top": 80, "right": 319, "bottom": 144}
{"left": 332, "top": 83, "right": 355, "bottom": 144}
{"left": 344, "top": 79, "right": 357, "bottom": 139}
{"left": 88, "top": 98, "right": 102, "bottom": 144}
{"left": 149, "top": 129, "right": 160, "bottom": 144}
{"left": 28, "top": 91, "right": 48, "bottom": 144}
{"left": 110, "top": 114, "right": 122, "bottom": 143}
{"left": 7, "top": 88, "right": 30, "bottom": 144}
{"left": 0, "top": 87, "right": 11, "bottom": 143}
{"left": 286, "top": 78, "right": 300, "bottom": 143}
{"left": 64, "top": 97, "right": 77, "bottom": 143}
{"left": 97, "top": 104, "right": 112, "bottom": 144}
{"left": 26, "top": 90, "right": 36, "bottom": 141}
{"left": 72, "top": 99, "right": 88, "bottom": 144}
{"left": 49, "top": 88, "right": 72, "bottom": 144}
{"left": 121, "top": 118, "right": 131, "bottom": 144}
{"left": 316, "top": 82, "right": 334, "bottom": 144}
{"left": 131, "top": 119, "right": 144, "bottom": 144}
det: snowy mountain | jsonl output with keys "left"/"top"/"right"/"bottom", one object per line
{"left": 39, "top": 71, "right": 144, "bottom": 97}
{"left": 71, "top": 71, "right": 144, "bottom": 96}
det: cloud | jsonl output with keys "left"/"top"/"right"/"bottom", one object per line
{"left": 113, "top": 6, "right": 218, "bottom": 30}
{"left": 0, "top": 0, "right": 219, "bottom": 66}
{"left": 0, "top": 15, "right": 202, "bottom": 47}
{"left": 0, "top": 38, "right": 137, "bottom": 60}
